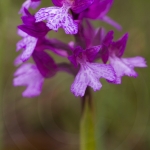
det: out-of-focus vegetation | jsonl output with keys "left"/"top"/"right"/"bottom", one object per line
{"left": 0, "top": 0, "right": 150, "bottom": 150}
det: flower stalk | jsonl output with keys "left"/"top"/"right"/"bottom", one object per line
{"left": 80, "top": 87, "right": 96, "bottom": 150}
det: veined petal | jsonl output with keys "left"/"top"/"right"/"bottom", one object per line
{"left": 35, "top": 6, "right": 60, "bottom": 23}
{"left": 13, "top": 63, "right": 44, "bottom": 97}
{"left": 62, "top": 14, "right": 78, "bottom": 34}
{"left": 21, "top": 36, "right": 37, "bottom": 61}
{"left": 35, "top": 5, "right": 78, "bottom": 34}
{"left": 109, "top": 56, "right": 147, "bottom": 84}
{"left": 88, "top": 63, "right": 116, "bottom": 81}
{"left": 122, "top": 56, "right": 147, "bottom": 68}
{"left": 16, "top": 39, "right": 26, "bottom": 51}
{"left": 71, "top": 68, "right": 89, "bottom": 97}
{"left": 71, "top": 62, "right": 115, "bottom": 97}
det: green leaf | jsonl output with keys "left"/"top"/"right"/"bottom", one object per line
{"left": 80, "top": 101, "right": 96, "bottom": 150}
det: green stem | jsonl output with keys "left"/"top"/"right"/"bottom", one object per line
{"left": 80, "top": 87, "right": 96, "bottom": 150}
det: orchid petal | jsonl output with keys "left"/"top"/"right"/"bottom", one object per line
{"left": 13, "top": 63, "right": 44, "bottom": 97}
{"left": 35, "top": 6, "right": 78, "bottom": 34}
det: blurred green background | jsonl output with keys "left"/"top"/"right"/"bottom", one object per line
{"left": 0, "top": 0, "right": 150, "bottom": 150}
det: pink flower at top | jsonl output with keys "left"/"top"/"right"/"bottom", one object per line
{"left": 35, "top": 0, "right": 94, "bottom": 34}
{"left": 68, "top": 46, "right": 116, "bottom": 97}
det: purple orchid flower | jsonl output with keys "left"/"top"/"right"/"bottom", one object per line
{"left": 19, "top": 0, "right": 41, "bottom": 15}
{"left": 35, "top": 0, "right": 94, "bottom": 34}
{"left": 13, "top": 63, "right": 44, "bottom": 97}
{"left": 13, "top": 49, "right": 58, "bottom": 97}
{"left": 79, "top": 0, "right": 122, "bottom": 30}
{"left": 68, "top": 46, "right": 116, "bottom": 97}
{"left": 17, "top": 10, "right": 50, "bottom": 61}
{"left": 13, "top": 48, "right": 77, "bottom": 97}
{"left": 101, "top": 31, "right": 147, "bottom": 84}
{"left": 16, "top": 29, "right": 72, "bottom": 63}
{"left": 17, "top": 10, "right": 72, "bottom": 62}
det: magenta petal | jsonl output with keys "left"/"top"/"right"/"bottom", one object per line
{"left": 82, "top": 20, "right": 97, "bottom": 47}
{"left": 101, "top": 30, "right": 114, "bottom": 63}
{"left": 18, "top": 22, "right": 49, "bottom": 38}
{"left": 101, "top": 46, "right": 109, "bottom": 64}
{"left": 112, "top": 33, "right": 128, "bottom": 57}
{"left": 32, "top": 51, "right": 58, "bottom": 78}
{"left": 52, "top": 0, "right": 63, "bottom": 7}
{"left": 13, "top": 63, "right": 44, "bottom": 97}
{"left": 85, "top": 45, "right": 101, "bottom": 62}
{"left": 18, "top": 9, "right": 50, "bottom": 38}
{"left": 82, "top": 0, "right": 113, "bottom": 19}
{"left": 68, "top": 46, "right": 84, "bottom": 67}
{"left": 94, "top": 0, "right": 113, "bottom": 18}
{"left": 103, "top": 30, "right": 114, "bottom": 46}
{"left": 93, "top": 27, "right": 106, "bottom": 46}
{"left": 68, "top": 55, "right": 78, "bottom": 67}
{"left": 71, "top": 0, "right": 94, "bottom": 13}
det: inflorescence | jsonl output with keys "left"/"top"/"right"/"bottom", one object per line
{"left": 13, "top": 0, "right": 147, "bottom": 97}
